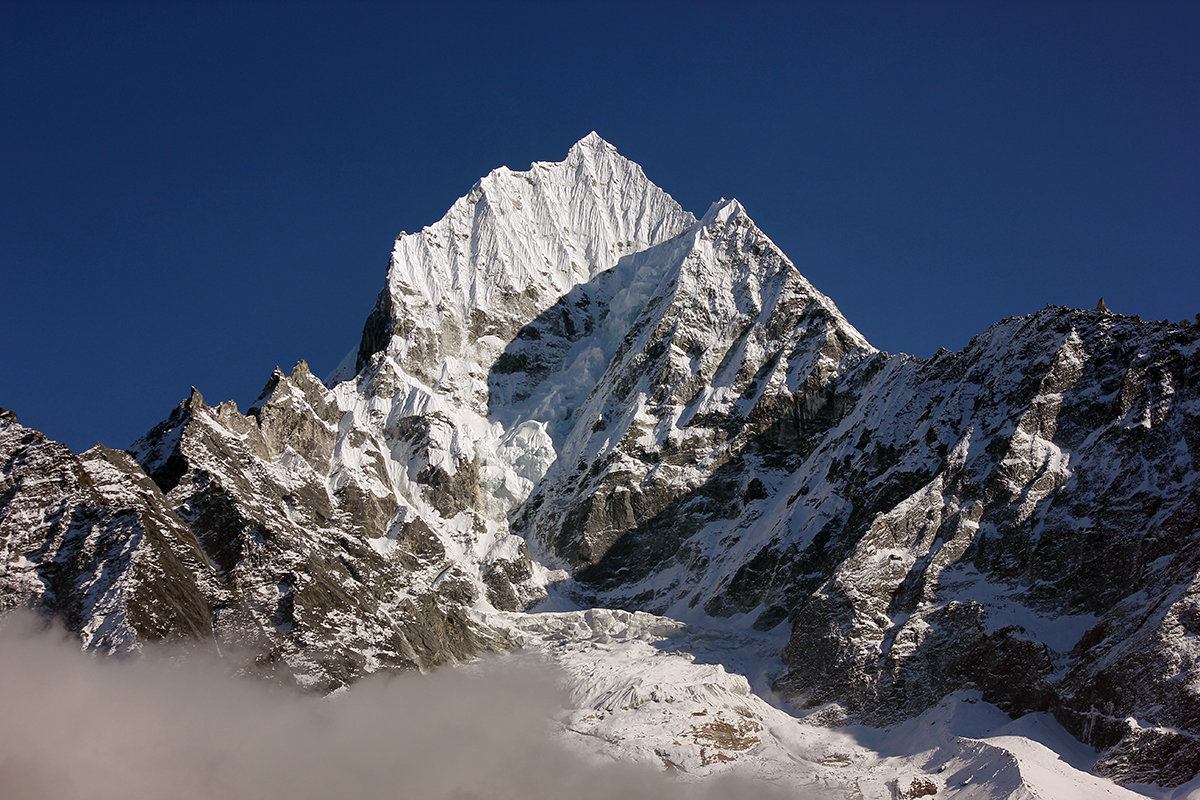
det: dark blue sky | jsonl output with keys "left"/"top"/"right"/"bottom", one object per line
{"left": 3, "top": 1, "right": 1198, "bottom": 452}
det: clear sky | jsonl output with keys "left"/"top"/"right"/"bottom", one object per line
{"left": 3, "top": 1, "right": 1198, "bottom": 452}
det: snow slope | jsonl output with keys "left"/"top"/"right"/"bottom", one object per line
{"left": 488, "top": 603, "right": 1162, "bottom": 799}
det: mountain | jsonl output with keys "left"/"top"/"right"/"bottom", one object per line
{"left": 2, "top": 134, "right": 1197, "bottom": 795}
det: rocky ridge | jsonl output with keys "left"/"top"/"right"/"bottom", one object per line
{"left": 0, "top": 408, "right": 216, "bottom": 650}
{"left": 1, "top": 134, "right": 1197, "bottom": 791}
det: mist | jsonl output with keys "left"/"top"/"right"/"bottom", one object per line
{"left": 0, "top": 614, "right": 815, "bottom": 800}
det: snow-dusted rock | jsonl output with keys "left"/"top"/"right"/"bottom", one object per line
{"left": 127, "top": 362, "right": 507, "bottom": 689}
{"left": 0, "top": 408, "right": 217, "bottom": 651}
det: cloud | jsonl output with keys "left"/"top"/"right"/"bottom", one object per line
{"left": 0, "top": 614, "right": 816, "bottom": 800}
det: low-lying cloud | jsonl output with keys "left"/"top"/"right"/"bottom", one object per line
{"left": 0, "top": 615, "right": 816, "bottom": 800}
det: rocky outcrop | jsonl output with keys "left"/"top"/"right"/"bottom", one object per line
{"left": 0, "top": 409, "right": 217, "bottom": 651}
{"left": 128, "top": 361, "right": 506, "bottom": 689}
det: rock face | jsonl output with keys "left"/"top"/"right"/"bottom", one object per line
{"left": 1, "top": 134, "right": 1197, "bottom": 787}
{"left": 759, "top": 309, "right": 1200, "bottom": 786}
{"left": 505, "top": 198, "right": 870, "bottom": 578}
{"left": 127, "top": 363, "right": 502, "bottom": 689}
{"left": 0, "top": 408, "right": 216, "bottom": 651}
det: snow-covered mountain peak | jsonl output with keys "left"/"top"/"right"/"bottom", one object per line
{"left": 342, "top": 136, "right": 697, "bottom": 399}
{"left": 698, "top": 196, "right": 745, "bottom": 225}
{"left": 414, "top": 131, "right": 690, "bottom": 285}
{"left": 6, "top": 136, "right": 1200, "bottom": 795}
{"left": 686, "top": 196, "right": 870, "bottom": 354}
{"left": 566, "top": 129, "right": 612, "bottom": 155}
